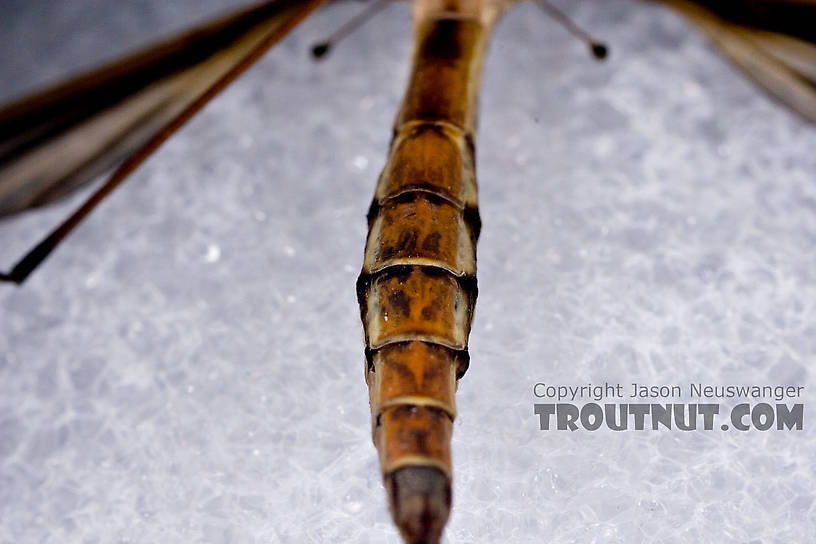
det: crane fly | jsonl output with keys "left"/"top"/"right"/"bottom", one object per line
{"left": 1, "top": 1, "right": 815, "bottom": 542}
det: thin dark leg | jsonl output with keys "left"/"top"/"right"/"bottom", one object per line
{"left": 1, "top": 1, "right": 317, "bottom": 285}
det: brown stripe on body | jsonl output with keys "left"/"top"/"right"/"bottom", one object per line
{"left": 358, "top": 2, "right": 510, "bottom": 541}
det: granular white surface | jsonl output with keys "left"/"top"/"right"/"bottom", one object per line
{"left": 1, "top": 1, "right": 815, "bottom": 543}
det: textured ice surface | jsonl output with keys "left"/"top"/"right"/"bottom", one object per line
{"left": 1, "top": 1, "right": 815, "bottom": 543}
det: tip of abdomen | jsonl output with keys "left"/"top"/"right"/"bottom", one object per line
{"left": 386, "top": 465, "right": 451, "bottom": 544}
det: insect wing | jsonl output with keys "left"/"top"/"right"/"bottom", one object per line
{"left": 661, "top": 0, "right": 816, "bottom": 123}
{"left": 0, "top": 0, "right": 327, "bottom": 218}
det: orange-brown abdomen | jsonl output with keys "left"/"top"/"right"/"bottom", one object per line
{"left": 357, "top": 2, "right": 507, "bottom": 541}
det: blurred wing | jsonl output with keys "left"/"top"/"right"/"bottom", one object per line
{"left": 660, "top": 0, "right": 816, "bottom": 124}
{"left": 0, "top": 0, "right": 326, "bottom": 217}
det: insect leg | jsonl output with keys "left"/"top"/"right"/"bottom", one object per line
{"left": 0, "top": 0, "right": 328, "bottom": 284}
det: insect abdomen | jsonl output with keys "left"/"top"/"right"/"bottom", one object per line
{"left": 357, "top": 12, "right": 493, "bottom": 543}
{"left": 358, "top": 118, "right": 480, "bottom": 468}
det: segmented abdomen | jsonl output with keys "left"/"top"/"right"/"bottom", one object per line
{"left": 354, "top": 4, "right": 510, "bottom": 540}
{"left": 357, "top": 117, "right": 479, "bottom": 478}
{"left": 357, "top": 16, "right": 485, "bottom": 487}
